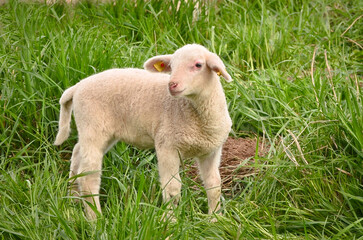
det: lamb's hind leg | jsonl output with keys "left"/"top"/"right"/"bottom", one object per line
{"left": 77, "top": 139, "right": 105, "bottom": 220}
{"left": 197, "top": 147, "right": 223, "bottom": 215}
{"left": 69, "top": 143, "right": 81, "bottom": 198}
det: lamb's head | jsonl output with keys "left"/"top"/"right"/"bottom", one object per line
{"left": 144, "top": 44, "right": 232, "bottom": 97}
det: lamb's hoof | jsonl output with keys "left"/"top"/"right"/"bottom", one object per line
{"left": 68, "top": 189, "right": 81, "bottom": 203}
{"left": 161, "top": 210, "right": 176, "bottom": 223}
{"left": 210, "top": 211, "right": 222, "bottom": 223}
{"left": 210, "top": 216, "right": 218, "bottom": 223}
{"left": 85, "top": 207, "right": 101, "bottom": 221}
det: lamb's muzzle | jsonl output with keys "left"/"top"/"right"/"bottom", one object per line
{"left": 169, "top": 81, "right": 178, "bottom": 90}
{"left": 169, "top": 81, "right": 183, "bottom": 96}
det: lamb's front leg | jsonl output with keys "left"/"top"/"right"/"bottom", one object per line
{"left": 156, "top": 148, "right": 182, "bottom": 208}
{"left": 197, "top": 147, "right": 222, "bottom": 215}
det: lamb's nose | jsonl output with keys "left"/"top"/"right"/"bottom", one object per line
{"left": 169, "top": 82, "right": 178, "bottom": 90}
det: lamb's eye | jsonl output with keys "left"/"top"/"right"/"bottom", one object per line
{"left": 195, "top": 63, "right": 202, "bottom": 68}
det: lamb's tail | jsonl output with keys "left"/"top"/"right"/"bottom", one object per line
{"left": 54, "top": 86, "right": 77, "bottom": 146}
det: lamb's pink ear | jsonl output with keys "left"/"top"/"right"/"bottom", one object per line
{"left": 206, "top": 53, "right": 232, "bottom": 82}
{"left": 143, "top": 54, "right": 173, "bottom": 73}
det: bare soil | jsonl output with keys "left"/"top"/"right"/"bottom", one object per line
{"left": 186, "top": 137, "right": 269, "bottom": 193}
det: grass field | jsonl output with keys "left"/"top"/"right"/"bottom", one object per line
{"left": 0, "top": 0, "right": 362, "bottom": 239}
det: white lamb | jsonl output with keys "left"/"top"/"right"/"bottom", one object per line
{"left": 54, "top": 44, "right": 232, "bottom": 220}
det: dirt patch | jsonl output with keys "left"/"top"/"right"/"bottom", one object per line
{"left": 186, "top": 137, "right": 269, "bottom": 193}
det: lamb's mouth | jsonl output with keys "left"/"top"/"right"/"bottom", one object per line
{"left": 169, "top": 89, "right": 185, "bottom": 96}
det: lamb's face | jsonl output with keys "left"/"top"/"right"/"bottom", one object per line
{"left": 168, "top": 45, "right": 212, "bottom": 98}
{"left": 143, "top": 44, "right": 232, "bottom": 98}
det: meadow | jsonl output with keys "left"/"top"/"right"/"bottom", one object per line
{"left": 0, "top": 0, "right": 362, "bottom": 239}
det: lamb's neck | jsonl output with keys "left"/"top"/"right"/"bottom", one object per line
{"left": 189, "top": 87, "right": 229, "bottom": 128}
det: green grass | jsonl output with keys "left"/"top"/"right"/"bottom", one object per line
{"left": 0, "top": 0, "right": 362, "bottom": 239}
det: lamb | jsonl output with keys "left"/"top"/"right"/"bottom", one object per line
{"left": 54, "top": 44, "right": 233, "bottom": 220}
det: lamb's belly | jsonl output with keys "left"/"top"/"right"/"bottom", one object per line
{"left": 178, "top": 138, "right": 222, "bottom": 159}
{"left": 117, "top": 131, "right": 155, "bottom": 149}
{"left": 127, "top": 137, "right": 154, "bottom": 149}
